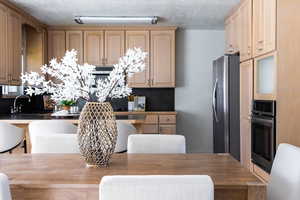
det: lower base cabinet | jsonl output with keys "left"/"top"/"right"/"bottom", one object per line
{"left": 136, "top": 114, "right": 177, "bottom": 134}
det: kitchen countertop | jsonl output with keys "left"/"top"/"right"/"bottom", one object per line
{"left": 0, "top": 111, "right": 176, "bottom": 125}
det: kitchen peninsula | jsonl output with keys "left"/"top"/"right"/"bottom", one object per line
{"left": 0, "top": 111, "right": 177, "bottom": 153}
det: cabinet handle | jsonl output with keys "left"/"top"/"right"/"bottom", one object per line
{"left": 152, "top": 79, "right": 154, "bottom": 85}
{"left": 148, "top": 79, "right": 151, "bottom": 86}
{"left": 257, "top": 47, "right": 264, "bottom": 51}
{"left": 258, "top": 40, "right": 264, "bottom": 44}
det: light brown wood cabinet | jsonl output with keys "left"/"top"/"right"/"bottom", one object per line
{"left": 7, "top": 10, "right": 22, "bottom": 85}
{"left": 105, "top": 31, "right": 125, "bottom": 66}
{"left": 225, "top": 12, "right": 241, "bottom": 54}
{"left": 253, "top": 0, "right": 276, "bottom": 57}
{"left": 0, "top": 3, "right": 8, "bottom": 85}
{"left": 239, "top": 0, "right": 252, "bottom": 62}
{"left": 83, "top": 31, "right": 104, "bottom": 66}
{"left": 66, "top": 31, "right": 83, "bottom": 64}
{"left": 136, "top": 114, "right": 177, "bottom": 134}
{"left": 240, "top": 60, "right": 253, "bottom": 169}
{"left": 126, "top": 31, "right": 150, "bottom": 88}
{"left": 151, "top": 30, "right": 175, "bottom": 87}
{"left": 48, "top": 31, "right": 66, "bottom": 61}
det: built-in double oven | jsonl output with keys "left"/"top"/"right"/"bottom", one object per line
{"left": 251, "top": 100, "right": 276, "bottom": 173}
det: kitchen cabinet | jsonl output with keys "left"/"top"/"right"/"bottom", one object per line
{"left": 254, "top": 52, "right": 276, "bottom": 100}
{"left": 66, "top": 31, "right": 83, "bottom": 64}
{"left": 225, "top": 11, "right": 241, "bottom": 54}
{"left": 48, "top": 31, "right": 66, "bottom": 61}
{"left": 159, "top": 114, "right": 176, "bottom": 134}
{"left": 253, "top": 0, "right": 276, "bottom": 57}
{"left": 126, "top": 31, "right": 150, "bottom": 88}
{"left": 0, "top": 3, "right": 8, "bottom": 85}
{"left": 150, "top": 30, "right": 175, "bottom": 87}
{"left": 240, "top": 60, "right": 253, "bottom": 169}
{"left": 104, "top": 31, "right": 125, "bottom": 66}
{"left": 7, "top": 10, "right": 22, "bottom": 85}
{"left": 239, "top": 0, "right": 252, "bottom": 62}
{"left": 84, "top": 31, "right": 104, "bottom": 66}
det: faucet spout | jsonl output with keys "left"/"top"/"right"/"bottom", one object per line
{"left": 13, "top": 95, "right": 31, "bottom": 114}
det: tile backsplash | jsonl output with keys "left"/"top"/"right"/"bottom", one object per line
{"left": 0, "top": 88, "right": 175, "bottom": 114}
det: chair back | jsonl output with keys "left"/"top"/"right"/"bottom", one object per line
{"left": 0, "top": 173, "right": 12, "bottom": 200}
{"left": 127, "top": 134, "right": 186, "bottom": 154}
{"left": 267, "top": 143, "right": 300, "bottom": 200}
{"left": 115, "top": 121, "right": 136, "bottom": 153}
{"left": 0, "top": 122, "right": 24, "bottom": 153}
{"left": 29, "top": 120, "right": 78, "bottom": 154}
{"left": 100, "top": 175, "right": 214, "bottom": 200}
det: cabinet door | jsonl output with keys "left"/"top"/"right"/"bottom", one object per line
{"left": 48, "top": 31, "right": 66, "bottom": 61}
{"left": 104, "top": 31, "right": 124, "bottom": 66}
{"left": 225, "top": 18, "right": 234, "bottom": 54}
{"left": 66, "top": 31, "right": 83, "bottom": 64}
{"left": 0, "top": 4, "right": 8, "bottom": 84}
{"left": 253, "top": 0, "right": 276, "bottom": 57}
{"left": 240, "top": 60, "right": 253, "bottom": 169}
{"left": 240, "top": 0, "right": 252, "bottom": 62}
{"left": 150, "top": 30, "right": 175, "bottom": 87}
{"left": 84, "top": 31, "right": 104, "bottom": 66}
{"left": 240, "top": 118, "right": 251, "bottom": 169}
{"left": 126, "top": 31, "right": 150, "bottom": 88}
{"left": 263, "top": 0, "right": 276, "bottom": 54}
{"left": 231, "top": 11, "right": 241, "bottom": 53}
{"left": 7, "top": 10, "right": 22, "bottom": 85}
{"left": 254, "top": 52, "right": 276, "bottom": 100}
{"left": 159, "top": 125, "right": 176, "bottom": 135}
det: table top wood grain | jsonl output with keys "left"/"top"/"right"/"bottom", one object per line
{"left": 0, "top": 153, "right": 263, "bottom": 190}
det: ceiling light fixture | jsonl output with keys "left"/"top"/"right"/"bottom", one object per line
{"left": 74, "top": 16, "right": 158, "bottom": 25}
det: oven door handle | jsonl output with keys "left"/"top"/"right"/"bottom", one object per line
{"left": 251, "top": 117, "right": 274, "bottom": 125}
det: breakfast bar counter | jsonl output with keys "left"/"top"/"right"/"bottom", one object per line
{"left": 0, "top": 153, "right": 266, "bottom": 200}
{"left": 0, "top": 112, "right": 147, "bottom": 153}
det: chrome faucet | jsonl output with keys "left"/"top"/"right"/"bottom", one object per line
{"left": 12, "top": 95, "right": 31, "bottom": 114}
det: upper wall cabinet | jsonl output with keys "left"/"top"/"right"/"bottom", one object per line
{"left": 151, "top": 30, "right": 175, "bottom": 87}
{"left": 0, "top": 4, "right": 8, "bottom": 84}
{"left": 225, "top": 11, "right": 241, "bottom": 54}
{"left": 126, "top": 31, "right": 150, "bottom": 88}
{"left": 84, "top": 31, "right": 104, "bottom": 66}
{"left": 48, "top": 31, "right": 66, "bottom": 61}
{"left": 7, "top": 10, "right": 22, "bottom": 85}
{"left": 239, "top": 0, "right": 252, "bottom": 62}
{"left": 105, "top": 31, "right": 125, "bottom": 66}
{"left": 253, "top": 0, "right": 276, "bottom": 57}
{"left": 66, "top": 31, "right": 83, "bottom": 64}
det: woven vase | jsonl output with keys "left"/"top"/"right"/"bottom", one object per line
{"left": 77, "top": 102, "right": 117, "bottom": 167}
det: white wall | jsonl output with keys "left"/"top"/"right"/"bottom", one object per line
{"left": 175, "top": 29, "right": 225, "bottom": 153}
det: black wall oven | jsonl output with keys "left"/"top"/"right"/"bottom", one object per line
{"left": 251, "top": 100, "right": 276, "bottom": 173}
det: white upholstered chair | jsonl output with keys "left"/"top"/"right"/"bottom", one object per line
{"left": 0, "top": 173, "right": 12, "bottom": 200}
{"left": 99, "top": 175, "right": 214, "bottom": 200}
{"left": 0, "top": 122, "right": 24, "bottom": 153}
{"left": 114, "top": 121, "right": 136, "bottom": 153}
{"left": 127, "top": 134, "right": 186, "bottom": 154}
{"left": 29, "top": 120, "right": 79, "bottom": 153}
{"left": 267, "top": 143, "right": 300, "bottom": 200}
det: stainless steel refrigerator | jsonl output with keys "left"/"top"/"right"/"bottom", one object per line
{"left": 212, "top": 54, "right": 240, "bottom": 161}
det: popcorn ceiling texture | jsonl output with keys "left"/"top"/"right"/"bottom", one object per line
{"left": 8, "top": 0, "right": 239, "bottom": 29}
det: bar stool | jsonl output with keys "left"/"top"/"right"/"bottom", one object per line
{"left": 0, "top": 122, "right": 24, "bottom": 153}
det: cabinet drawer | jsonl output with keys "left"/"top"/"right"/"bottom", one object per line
{"left": 159, "top": 115, "right": 176, "bottom": 124}
{"left": 159, "top": 125, "right": 176, "bottom": 134}
{"left": 142, "top": 124, "right": 159, "bottom": 134}
{"left": 144, "top": 115, "right": 159, "bottom": 124}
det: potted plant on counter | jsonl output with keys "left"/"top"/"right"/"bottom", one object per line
{"left": 21, "top": 48, "right": 147, "bottom": 167}
{"left": 60, "top": 100, "right": 76, "bottom": 111}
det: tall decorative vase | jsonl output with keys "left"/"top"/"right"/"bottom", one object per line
{"left": 77, "top": 102, "right": 117, "bottom": 167}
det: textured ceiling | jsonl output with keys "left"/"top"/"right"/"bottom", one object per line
{"left": 8, "top": 0, "right": 240, "bottom": 29}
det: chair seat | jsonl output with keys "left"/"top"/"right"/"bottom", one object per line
{"left": 0, "top": 173, "right": 12, "bottom": 200}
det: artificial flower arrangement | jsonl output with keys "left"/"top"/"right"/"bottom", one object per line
{"left": 21, "top": 48, "right": 147, "bottom": 104}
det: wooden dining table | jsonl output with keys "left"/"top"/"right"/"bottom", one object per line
{"left": 0, "top": 153, "right": 266, "bottom": 200}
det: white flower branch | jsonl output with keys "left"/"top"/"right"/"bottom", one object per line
{"left": 21, "top": 48, "right": 147, "bottom": 103}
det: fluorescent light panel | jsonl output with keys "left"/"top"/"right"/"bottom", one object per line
{"left": 74, "top": 16, "right": 158, "bottom": 25}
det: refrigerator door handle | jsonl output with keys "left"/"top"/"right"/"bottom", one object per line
{"left": 212, "top": 80, "right": 219, "bottom": 122}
